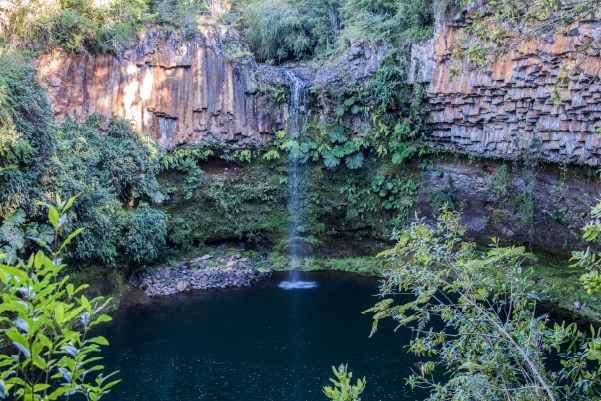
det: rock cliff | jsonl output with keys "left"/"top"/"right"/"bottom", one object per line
{"left": 35, "top": 29, "right": 388, "bottom": 150}
{"left": 36, "top": 28, "right": 285, "bottom": 149}
{"left": 37, "top": 16, "right": 601, "bottom": 165}
{"left": 418, "top": 10, "right": 601, "bottom": 165}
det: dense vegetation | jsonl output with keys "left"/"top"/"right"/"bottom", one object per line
{"left": 235, "top": 0, "right": 439, "bottom": 62}
{"left": 0, "top": 196, "right": 119, "bottom": 400}
{"left": 0, "top": 54, "right": 166, "bottom": 269}
{"left": 364, "top": 208, "right": 601, "bottom": 400}
{"left": 0, "top": 0, "right": 439, "bottom": 57}
{"left": 1, "top": 0, "right": 601, "bottom": 399}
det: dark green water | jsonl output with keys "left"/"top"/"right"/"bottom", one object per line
{"left": 96, "top": 271, "right": 428, "bottom": 401}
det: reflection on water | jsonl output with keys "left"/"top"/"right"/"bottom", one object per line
{"left": 278, "top": 281, "right": 318, "bottom": 290}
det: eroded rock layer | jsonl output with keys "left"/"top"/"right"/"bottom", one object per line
{"left": 422, "top": 11, "right": 601, "bottom": 165}
{"left": 36, "top": 28, "right": 282, "bottom": 149}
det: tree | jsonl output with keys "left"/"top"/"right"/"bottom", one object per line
{"left": 50, "top": 116, "right": 167, "bottom": 267}
{"left": 243, "top": 0, "right": 312, "bottom": 61}
{"left": 366, "top": 208, "right": 601, "bottom": 400}
{"left": 0, "top": 194, "right": 119, "bottom": 400}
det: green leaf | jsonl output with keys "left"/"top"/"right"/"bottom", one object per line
{"left": 101, "top": 379, "right": 121, "bottom": 392}
{"left": 80, "top": 295, "right": 91, "bottom": 313}
{"left": 331, "top": 146, "right": 345, "bottom": 158}
{"left": 55, "top": 305, "right": 64, "bottom": 324}
{"left": 59, "top": 228, "right": 84, "bottom": 253}
{"left": 335, "top": 105, "right": 345, "bottom": 117}
{"left": 0, "top": 265, "right": 27, "bottom": 281}
{"left": 343, "top": 97, "right": 356, "bottom": 107}
{"left": 62, "top": 192, "right": 82, "bottom": 214}
{"left": 4, "top": 209, "right": 26, "bottom": 227}
{"left": 48, "top": 206, "right": 59, "bottom": 229}
{"left": 33, "top": 384, "right": 50, "bottom": 392}
{"left": 327, "top": 126, "right": 348, "bottom": 144}
{"left": 12, "top": 342, "right": 30, "bottom": 358}
{"left": 391, "top": 152, "right": 405, "bottom": 164}
{"left": 262, "top": 149, "right": 280, "bottom": 160}
{"left": 90, "top": 314, "right": 112, "bottom": 327}
{"left": 33, "top": 224, "right": 54, "bottom": 244}
{"left": 323, "top": 152, "right": 341, "bottom": 168}
{"left": 345, "top": 152, "right": 364, "bottom": 169}
{"left": 87, "top": 336, "right": 109, "bottom": 346}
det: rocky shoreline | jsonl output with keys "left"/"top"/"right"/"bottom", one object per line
{"left": 129, "top": 253, "right": 271, "bottom": 297}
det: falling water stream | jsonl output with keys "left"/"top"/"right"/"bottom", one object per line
{"left": 278, "top": 71, "right": 317, "bottom": 290}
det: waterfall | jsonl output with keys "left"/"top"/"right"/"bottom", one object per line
{"left": 286, "top": 71, "right": 308, "bottom": 273}
{"left": 279, "top": 71, "right": 317, "bottom": 290}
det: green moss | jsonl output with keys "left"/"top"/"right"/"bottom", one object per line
{"left": 528, "top": 253, "right": 601, "bottom": 322}
{"left": 158, "top": 158, "right": 289, "bottom": 248}
{"left": 267, "top": 251, "right": 384, "bottom": 276}
{"left": 63, "top": 266, "right": 130, "bottom": 314}
{"left": 308, "top": 257, "right": 384, "bottom": 276}
{"left": 158, "top": 151, "right": 422, "bottom": 256}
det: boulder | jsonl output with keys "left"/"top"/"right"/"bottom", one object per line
{"left": 190, "top": 254, "right": 213, "bottom": 265}
{"left": 176, "top": 280, "right": 190, "bottom": 292}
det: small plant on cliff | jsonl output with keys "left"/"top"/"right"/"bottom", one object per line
{"left": 0, "top": 194, "right": 119, "bottom": 400}
{"left": 367, "top": 207, "right": 601, "bottom": 400}
{"left": 449, "top": 0, "right": 600, "bottom": 78}
{"left": 491, "top": 164, "right": 511, "bottom": 205}
{"left": 428, "top": 184, "right": 454, "bottom": 213}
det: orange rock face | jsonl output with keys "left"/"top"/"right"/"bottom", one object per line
{"left": 423, "top": 12, "right": 601, "bottom": 165}
{"left": 36, "top": 28, "right": 282, "bottom": 149}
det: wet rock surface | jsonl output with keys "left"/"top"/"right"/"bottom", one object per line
{"left": 416, "top": 159, "right": 601, "bottom": 255}
{"left": 129, "top": 253, "right": 271, "bottom": 297}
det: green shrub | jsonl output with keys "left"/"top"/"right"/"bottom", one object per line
{"left": 323, "top": 364, "right": 366, "bottom": 401}
{"left": 0, "top": 195, "right": 119, "bottom": 400}
{"left": 1, "top": 0, "right": 153, "bottom": 53}
{"left": 51, "top": 116, "right": 167, "bottom": 266}
{"left": 0, "top": 53, "right": 55, "bottom": 219}
{"left": 429, "top": 185, "right": 454, "bottom": 213}
{"left": 491, "top": 164, "right": 511, "bottom": 203}
{"left": 243, "top": 0, "right": 312, "bottom": 61}
{"left": 153, "top": 0, "right": 206, "bottom": 38}
{"left": 0, "top": 64, "right": 168, "bottom": 268}
{"left": 368, "top": 209, "right": 601, "bottom": 400}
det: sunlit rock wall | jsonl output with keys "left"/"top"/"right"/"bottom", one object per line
{"left": 36, "top": 28, "right": 283, "bottom": 149}
{"left": 419, "top": 10, "right": 601, "bottom": 165}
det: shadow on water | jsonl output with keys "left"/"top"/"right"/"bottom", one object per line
{"left": 95, "top": 271, "right": 430, "bottom": 401}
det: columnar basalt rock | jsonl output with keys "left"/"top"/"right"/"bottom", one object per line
{"left": 36, "top": 28, "right": 285, "bottom": 149}
{"left": 36, "top": 15, "right": 601, "bottom": 165}
{"left": 420, "top": 11, "right": 601, "bottom": 165}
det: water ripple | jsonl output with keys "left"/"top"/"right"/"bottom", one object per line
{"left": 278, "top": 281, "right": 318, "bottom": 290}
